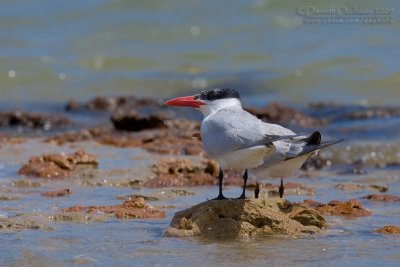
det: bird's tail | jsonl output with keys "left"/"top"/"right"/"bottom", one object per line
{"left": 285, "top": 131, "right": 343, "bottom": 160}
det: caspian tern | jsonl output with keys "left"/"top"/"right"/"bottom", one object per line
{"left": 164, "top": 88, "right": 342, "bottom": 200}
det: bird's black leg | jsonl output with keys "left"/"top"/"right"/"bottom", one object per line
{"left": 254, "top": 182, "right": 260, "bottom": 199}
{"left": 279, "top": 178, "right": 284, "bottom": 198}
{"left": 212, "top": 168, "right": 227, "bottom": 200}
{"left": 237, "top": 169, "right": 248, "bottom": 199}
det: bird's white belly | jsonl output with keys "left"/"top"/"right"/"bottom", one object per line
{"left": 252, "top": 154, "right": 310, "bottom": 179}
{"left": 214, "top": 146, "right": 274, "bottom": 170}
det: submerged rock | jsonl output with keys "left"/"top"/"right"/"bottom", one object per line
{"left": 0, "top": 110, "right": 71, "bottom": 130}
{"left": 144, "top": 158, "right": 218, "bottom": 188}
{"left": 335, "top": 183, "right": 388, "bottom": 193}
{"left": 363, "top": 194, "right": 400, "bottom": 202}
{"left": 299, "top": 199, "right": 372, "bottom": 217}
{"left": 61, "top": 197, "right": 165, "bottom": 219}
{"left": 49, "top": 213, "right": 107, "bottom": 224}
{"left": 374, "top": 225, "right": 400, "bottom": 234}
{"left": 11, "top": 179, "right": 42, "bottom": 188}
{"left": 18, "top": 150, "right": 98, "bottom": 179}
{"left": 0, "top": 195, "right": 20, "bottom": 201}
{"left": 0, "top": 214, "right": 53, "bottom": 231}
{"left": 165, "top": 198, "right": 326, "bottom": 239}
{"left": 0, "top": 135, "right": 25, "bottom": 146}
{"left": 41, "top": 188, "right": 72, "bottom": 198}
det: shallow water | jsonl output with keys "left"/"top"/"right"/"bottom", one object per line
{"left": 1, "top": 1, "right": 400, "bottom": 266}
{"left": 0, "top": 136, "right": 399, "bottom": 266}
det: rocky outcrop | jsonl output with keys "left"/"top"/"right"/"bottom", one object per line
{"left": 374, "top": 225, "right": 400, "bottom": 234}
{"left": 18, "top": 150, "right": 98, "bottom": 178}
{"left": 299, "top": 199, "right": 372, "bottom": 217}
{"left": 0, "top": 110, "right": 71, "bottom": 130}
{"left": 110, "top": 110, "right": 166, "bottom": 131}
{"left": 0, "top": 214, "right": 53, "bottom": 231}
{"left": 61, "top": 197, "right": 165, "bottom": 219}
{"left": 165, "top": 198, "right": 326, "bottom": 239}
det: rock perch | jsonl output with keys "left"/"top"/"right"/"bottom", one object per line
{"left": 165, "top": 198, "right": 326, "bottom": 239}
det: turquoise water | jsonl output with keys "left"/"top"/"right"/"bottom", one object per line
{"left": 1, "top": 0, "right": 399, "bottom": 105}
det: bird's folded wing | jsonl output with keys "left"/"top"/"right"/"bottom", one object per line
{"left": 223, "top": 109, "right": 295, "bottom": 150}
{"left": 227, "top": 145, "right": 275, "bottom": 169}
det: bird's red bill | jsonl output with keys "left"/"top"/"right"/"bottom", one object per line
{"left": 163, "top": 95, "right": 205, "bottom": 108}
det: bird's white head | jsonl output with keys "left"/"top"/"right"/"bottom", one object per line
{"left": 164, "top": 88, "right": 242, "bottom": 117}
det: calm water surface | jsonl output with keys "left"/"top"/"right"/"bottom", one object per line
{"left": 0, "top": 0, "right": 399, "bottom": 105}
{"left": 0, "top": 1, "right": 400, "bottom": 266}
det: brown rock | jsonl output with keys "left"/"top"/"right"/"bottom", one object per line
{"left": 0, "top": 136, "right": 25, "bottom": 145}
{"left": 165, "top": 198, "right": 326, "bottom": 239}
{"left": 0, "top": 110, "right": 71, "bottom": 130}
{"left": 11, "top": 179, "right": 42, "bottom": 188}
{"left": 144, "top": 158, "right": 218, "bottom": 188}
{"left": 139, "top": 119, "right": 203, "bottom": 155}
{"left": 314, "top": 199, "right": 372, "bottom": 217}
{"left": 245, "top": 102, "right": 325, "bottom": 127}
{"left": 41, "top": 189, "right": 72, "bottom": 198}
{"left": 335, "top": 183, "right": 388, "bottom": 193}
{"left": 363, "top": 194, "right": 400, "bottom": 202}
{"left": 297, "top": 199, "right": 323, "bottom": 208}
{"left": 61, "top": 197, "right": 165, "bottom": 219}
{"left": 18, "top": 161, "right": 69, "bottom": 179}
{"left": 374, "top": 225, "right": 400, "bottom": 234}
{"left": 0, "top": 195, "right": 20, "bottom": 201}
{"left": 18, "top": 150, "right": 98, "bottom": 178}
{"left": 45, "top": 119, "right": 204, "bottom": 156}
{"left": 111, "top": 110, "right": 166, "bottom": 131}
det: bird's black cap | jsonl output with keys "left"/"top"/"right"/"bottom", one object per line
{"left": 195, "top": 88, "right": 240, "bottom": 101}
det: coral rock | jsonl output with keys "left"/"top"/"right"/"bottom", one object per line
{"left": 165, "top": 198, "right": 326, "bottom": 239}
{"left": 374, "top": 225, "right": 400, "bottom": 234}
{"left": 18, "top": 150, "right": 98, "bottom": 178}
{"left": 315, "top": 199, "right": 372, "bottom": 217}
{"left": 61, "top": 197, "right": 165, "bottom": 219}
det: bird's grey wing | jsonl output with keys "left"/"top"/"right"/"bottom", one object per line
{"left": 202, "top": 108, "right": 297, "bottom": 158}
{"left": 220, "top": 108, "right": 295, "bottom": 149}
